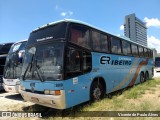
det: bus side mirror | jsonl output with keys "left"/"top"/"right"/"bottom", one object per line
{"left": 18, "top": 50, "right": 25, "bottom": 63}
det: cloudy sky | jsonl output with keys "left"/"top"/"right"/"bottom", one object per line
{"left": 0, "top": 0, "right": 160, "bottom": 52}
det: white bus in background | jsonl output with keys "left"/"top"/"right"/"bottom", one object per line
{"left": 3, "top": 40, "right": 27, "bottom": 93}
{"left": 0, "top": 42, "right": 13, "bottom": 90}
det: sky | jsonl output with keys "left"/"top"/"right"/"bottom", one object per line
{"left": 0, "top": 0, "right": 160, "bottom": 52}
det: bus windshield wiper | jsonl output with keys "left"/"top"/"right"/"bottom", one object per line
{"left": 22, "top": 54, "right": 34, "bottom": 80}
{"left": 35, "top": 62, "right": 44, "bottom": 82}
{"left": 34, "top": 60, "right": 44, "bottom": 82}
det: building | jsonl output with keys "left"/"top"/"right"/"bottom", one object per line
{"left": 124, "top": 13, "right": 147, "bottom": 47}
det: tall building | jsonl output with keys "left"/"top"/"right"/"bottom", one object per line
{"left": 124, "top": 13, "right": 147, "bottom": 47}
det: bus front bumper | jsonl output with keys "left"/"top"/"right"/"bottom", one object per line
{"left": 20, "top": 90, "right": 66, "bottom": 109}
{"left": 3, "top": 83, "right": 20, "bottom": 93}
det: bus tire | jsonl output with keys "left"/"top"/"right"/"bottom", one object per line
{"left": 90, "top": 81, "right": 105, "bottom": 101}
{"left": 140, "top": 72, "right": 145, "bottom": 83}
{"left": 145, "top": 71, "right": 149, "bottom": 80}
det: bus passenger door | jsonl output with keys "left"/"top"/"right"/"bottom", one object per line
{"left": 64, "top": 47, "right": 92, "bottom": 108}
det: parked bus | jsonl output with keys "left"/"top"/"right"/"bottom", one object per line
{"left": 3, "top": 40, "right": 27, "bottom": 93}
{"left": 20, "top": 19, "right": 153, "bottom": 109}
{"left": 155, "top": 57, "right": 160, "bottom": 72}
{"left": 0, "top": 42, "right": 14, "bottom": 90}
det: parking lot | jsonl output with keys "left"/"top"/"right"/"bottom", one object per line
{"left": 0, "top": 91, "right": 34, "bottom": 111}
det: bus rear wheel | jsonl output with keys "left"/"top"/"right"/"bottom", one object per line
{"left": 145, "top": 72, "right": 149, "bottom": 80}
{"left": 90, "top": 81, "right": 105, "bottom": 101}
{"left": 140, "top": 72, "right": 145, "bottom": 83}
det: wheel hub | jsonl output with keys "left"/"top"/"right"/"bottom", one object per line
{"left": 93, "top": 87, "right": 101, "bottom": 100}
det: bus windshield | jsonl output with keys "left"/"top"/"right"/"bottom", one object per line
{"left": 21, "top": 43, "right": 64, "bottom": 81}
{"left": 4, "top": 42, "right": 27, "bottom": 79}
{"left": 4, "top": 53, "right": 22, "bottom": 79}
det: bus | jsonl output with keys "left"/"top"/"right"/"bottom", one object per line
{"left": 20, "top": 19, "right": 153, "bottom": 109}
{"left": 155, "top": 57, "right": 160, "bottom": 72}
{"left": 0, "top": 42, "right": 14, "bottom": 90}
{"left": 3, "top": 40, "right": 27, "bottom": 93}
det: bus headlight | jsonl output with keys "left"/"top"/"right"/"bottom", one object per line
{"left": 44, "top": 90, "right": 61, "bottom": 95}
{"left": 21, "top": 86, "right": 25, "bottom": 91}
{"left": 44, "top": 90, "right": 50, "bottom": 94}
{"left": 16, "top": 81, "right": 20, "bottom": 85}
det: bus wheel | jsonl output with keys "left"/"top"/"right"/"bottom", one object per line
{"left": 140, "top": 72, "right": 145, "bottom": 83}
{"left": 90, "top": 81, "right": 105, "bottom": 101}
{"left": 145, "top": 72, "right": 149, "bottom": 80}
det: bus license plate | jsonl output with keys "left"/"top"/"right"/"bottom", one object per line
{"left": 7, "top": 80, "right": 13, "bottom": 82}
{"left": 8, "top": 87, "right": 12, "bottom": 90}
{"left": 31, "top": 97, "right": 39, "bottom": 102}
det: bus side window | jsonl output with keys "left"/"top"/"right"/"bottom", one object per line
{"left": 111, "top": 37, "right": 122, "bottom": 54}
{"left": 147, "top": 49, "right": 150, "bottom": 58}
{"left": 83, "top": 51, "right": 92, "bottom": 73}
{"left": 122, "top": 40, "right": 131, "bottom": 55}
{"left": 66, "top": 48, "right": 82, "bottom": 78}
{"left": 100, "top": 34, "right": 109, "bottom": 53}
{"left": 138, "top": 46, "right": 144, "bottom": 57}
{"left": 144, "top": 48, "right": 148, "bottom": 57}
{"left": 70, "top": 25, "right": 90, "bottom": 49}
{"left": 131, "top": 44, "right": 138, "bottom": 56}
{"left": 92, "top": 31, "right": 100, "bottom": 51}
{"left": 150, "top": 50, "right": 153, "bottom": 58}
{"left": 70, "top": 28, "right": 82, "bottom": 44}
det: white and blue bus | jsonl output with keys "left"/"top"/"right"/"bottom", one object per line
{"left": 3, "top": 40, "right": 27, "bottom": 93}
{"left": 0, "top": 42, "right": 14, "bottom": 90}
{"left": 20, "top": 19, "right": 153, "bottom": 109}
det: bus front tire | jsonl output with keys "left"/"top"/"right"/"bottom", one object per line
{"left": 90, "top": 81, "right": 105, "bottom": 101}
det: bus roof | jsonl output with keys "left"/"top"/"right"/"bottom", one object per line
{"left": 32, "top": 19, "right": 151, "bottom": 50}
{"left": 12, "top": 39, "right": 27, "bottom": 46}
